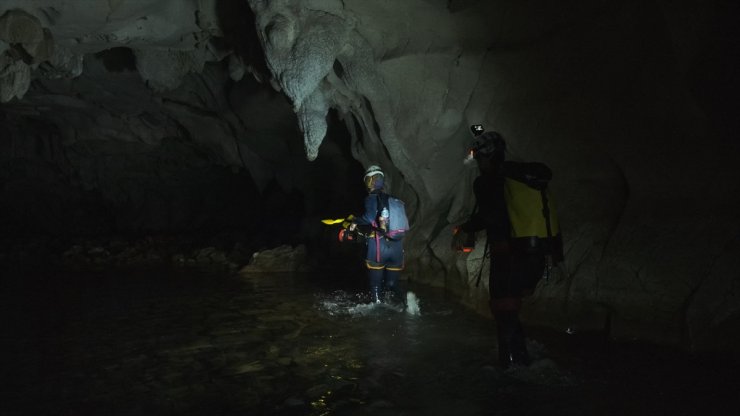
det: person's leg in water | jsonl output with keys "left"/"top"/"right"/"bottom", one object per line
{"left": 492, "top": 301, "right": 529, "bottom": 368}
{"left": 503, "top": 245, "right": 546, "bottom": 367}
{"left": 365, "top": 234, "right": 385, "bottom": 303}
{"left": 367, "top": 265, "right": 385, "bottom": 303}
{"left": 490, "top": 247, "right": 530, "bottom": 368}
{"left": 507, "top": 312, "right": 529, "bottom": 365}
{"left": 383, "top": 268, "right": 405, "bottom": 308}
{"left": 382, "top": 238, "right": 406, "bottom": 307}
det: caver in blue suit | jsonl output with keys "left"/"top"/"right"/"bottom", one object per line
{"left": 350, "top": 166, "right": 405, "bottom": 305}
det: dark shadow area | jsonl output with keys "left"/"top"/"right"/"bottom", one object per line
{"left": 688, "top": 1, "right": 740, "bottom": 135}
{"left": 214, "top": 0, "right": 270, "bottom": 80}
{"left": 298, "top": 109, "right": 367, "bottom": 275}
{"left": 530, "top": 323, "right": 740, "bottom": 415}
{"left": 0, "top": 111, "right": 317, "bottom": 273}
{"left": 93, "top": 47, "right": 137, "bottom": 72}
{"left": 0, "top": 65, "right": 367, "bottom": 276}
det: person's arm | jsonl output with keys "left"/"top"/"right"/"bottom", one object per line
{"left": 351, "top": 194, "right": 378, "bottom": 229}
{"left": 459, "top": 177, "right": 486, "bottom": 233}
{"left": 460, "top": 211, "right": 486, "bottom": 233}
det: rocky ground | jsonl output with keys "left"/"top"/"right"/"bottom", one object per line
{"left": 0, "top": 233, "right": 311, "bottom": 273}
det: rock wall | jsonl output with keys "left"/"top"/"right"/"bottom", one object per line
{"left": 247, "top": 0, "right": 740, "bottom": 350}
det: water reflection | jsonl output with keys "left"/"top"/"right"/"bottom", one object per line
{"left": 2, "top": 270, "right": 737, "bottom": 415}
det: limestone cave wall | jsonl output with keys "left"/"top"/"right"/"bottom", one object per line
{"left": 246, "top": 0, "right": 740, "bottom": 351}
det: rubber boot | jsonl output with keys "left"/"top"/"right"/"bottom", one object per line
{"left": 496, "top": 319, "right": 512, "bottom": 368}
{"left": 495, "top": 311, "right": 530, "bottom": 368}
{"left": 496, "top": 312, "right": 513, "bottom": 369}
{"left": 368, "top": 268, "right": 384, "bottom": 304}
{"left": 508, "top": 316, "right": 531, "bottom": 367}
{"left": 385, "top": 282, "right": 406, "bottom": 310}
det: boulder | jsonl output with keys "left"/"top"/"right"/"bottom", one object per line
{"left": 240, "top": 244, "right": 311, "bottom": 273}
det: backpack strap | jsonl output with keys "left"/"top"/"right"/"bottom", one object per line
{"left": 540, "top": 189, "right": 553, "bottom": 243}
{"left": 374, "top": 192, "right": 388, "bottom": 236}
{"left": 540, "top": 187, "right": 554, "bottom": 280}
{"left": 475, "top": 236, "right": 489, "bottom": 288}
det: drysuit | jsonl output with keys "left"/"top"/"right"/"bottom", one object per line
{"left": 353, "top": 190, "right": 405, "bottom": 304}
{"left": 461, "top": 166, "right": 545, "bottom": 367}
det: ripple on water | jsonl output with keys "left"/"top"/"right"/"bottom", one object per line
{"left": 7, "top": 271, "right": 735, "bottom": 416}
{"left": 315, "top": 290, "right": 421, "bottom": 317}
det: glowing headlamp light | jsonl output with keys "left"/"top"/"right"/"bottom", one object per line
{"left": 470, "top": 124, "right": 485, "bottom": 136}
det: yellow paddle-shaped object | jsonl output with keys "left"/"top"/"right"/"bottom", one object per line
{"left": 321, "top": 214, "right": 355, "bottom": 227}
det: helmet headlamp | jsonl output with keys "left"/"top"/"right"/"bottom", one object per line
{"left": 470, "top": 124, "right": 485, "bottom": 137}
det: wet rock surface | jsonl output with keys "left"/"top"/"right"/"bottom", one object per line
{"left": 240, "top": 244, "right": 311, "bottom": 273}
{"left": 2, "top": 270, "right": 738, "bottom": 415}
{"left": 0, "top": 234, "right": 253, "bottom": 273}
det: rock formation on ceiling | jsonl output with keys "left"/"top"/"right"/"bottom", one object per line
{"left": 0, "top": 0, "right": 364, "bottom": 240}
{"left": 1, "top": 0, "right": 739, "bottom": 351}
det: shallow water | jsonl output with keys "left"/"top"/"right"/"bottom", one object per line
{"left": 1, "top": 269, "right": 738, "bottom": 415}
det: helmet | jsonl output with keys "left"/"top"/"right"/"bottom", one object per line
{"left": 364, "top": 165, "right": 384, "bottom": 179}
{"left": 364, "top": 165, "right": 384, "bottom": 191}
{"left": 469, "top": 131, "right": 505, "bottom": 160}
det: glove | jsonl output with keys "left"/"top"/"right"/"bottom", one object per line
{"left": 342, "top": 214, "right": 356, "bottom": 229}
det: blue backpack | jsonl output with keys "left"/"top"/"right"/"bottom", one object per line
{"left": 378, "top": 193, "right": 410, "bottom": 240}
